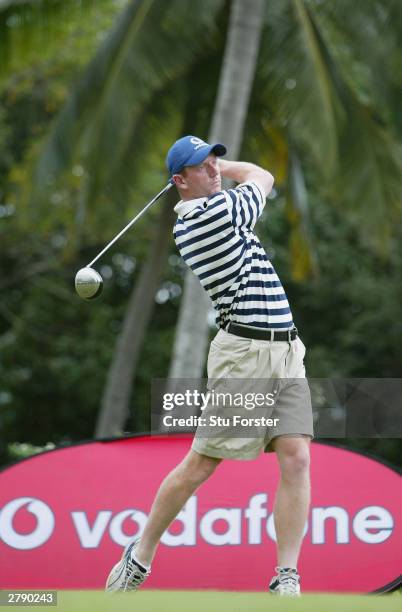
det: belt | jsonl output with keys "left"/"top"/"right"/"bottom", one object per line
{"left": 227, "top": 322, "right": 298, "bottom": 342}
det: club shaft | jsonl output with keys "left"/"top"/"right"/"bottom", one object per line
{"left": 87, "top": 181, "right": 174, "bottom": 268}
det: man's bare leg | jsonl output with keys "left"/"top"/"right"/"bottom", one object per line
{"left": 272, "top": 436, "right": 311, "bottom": 568}
{"left": 135, "top": 449, "right": 222, "bottom": 567}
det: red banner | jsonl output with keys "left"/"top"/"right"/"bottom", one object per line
{"left": 0, "top": 436, "right": 400, "bottom": 592}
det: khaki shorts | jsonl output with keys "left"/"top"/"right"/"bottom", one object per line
{"left": 191, "top": 328, "right": 314, "bottom": 460}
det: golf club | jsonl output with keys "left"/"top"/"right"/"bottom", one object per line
{"left": 75, "top": 180, "right": 174, "bottom": 300}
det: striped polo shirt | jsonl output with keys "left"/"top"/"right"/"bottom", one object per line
{"left": 173, "top": 181, "right": 294, "bottom": 330}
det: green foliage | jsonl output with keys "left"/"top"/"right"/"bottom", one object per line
{"left": 7, "top": 441, "right": 56, "bottom": 461}
{"left": 32, "top": 0, "right": 224, "bottom": 212}
{"left": 0, "top": 1, "right": 128, "bottom": 85}
{"left": 0, "top": 0, "right": 130, "bottom": 229}
{"left": 256, "top": 0, "right": 402, "bottom": 262}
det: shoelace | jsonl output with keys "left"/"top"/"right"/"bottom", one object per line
{"left": 123, "top": 556, "right": 151, "bottom": 592}
{"left": 276, "top": 568, "right": 300, "bottom": 594}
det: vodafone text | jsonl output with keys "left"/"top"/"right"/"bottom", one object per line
{"left": 0, "top": 494, "right": 394, "bottom": 550}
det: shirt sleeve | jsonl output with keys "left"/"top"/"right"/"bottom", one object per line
{"left": 224, "top": 181, "right": 266, "bottom": 231}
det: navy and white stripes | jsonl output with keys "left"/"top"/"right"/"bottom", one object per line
{"left": 173, "top": 182, "right": 294, "bottom": 330}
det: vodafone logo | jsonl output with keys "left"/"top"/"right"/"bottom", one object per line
{"left": 0, "top": 438, "right": 400, "bottom": 592}
{"left": 0, "top": 493, "right": 394, "bottom": 550}
{"left": 0, "top": 497, "right": 54, "bottom": 550}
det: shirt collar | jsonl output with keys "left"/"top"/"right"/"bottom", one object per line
{"left": 174, "top": 197, "right": 207, "bottom": 218}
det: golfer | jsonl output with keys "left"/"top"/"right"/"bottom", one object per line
{"left": 106, "top": 135, "right": 314, "bottom": 596}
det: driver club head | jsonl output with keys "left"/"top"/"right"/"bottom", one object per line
{"left": 75, "top": 267, "right": 103, "bottom": 300}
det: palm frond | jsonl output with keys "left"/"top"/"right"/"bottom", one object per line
{"left": 0, "top": 0, "right": 99, "bottom": 84}
{"left": 304, "top": 2, "right": 402, "bottom": 253}
{"left": 335, "top": 91, "right": 402, "bottom": 256}
{"left": 33, "top": 0, "right": 224, "bottom": 206}
{"left": 259, "top": 0, "right": 344, "bottom": 177}
{"left": 308, "top": 0, "right": 401, "bottom": 129}
{"left": 100, "top": 47, "right": 225, "bottom": 221}
{"left": 259, "top": 0, "right": 401, "bottom": 254}
{"left": 287, "top": 149, "right": 319, "bottom": 280}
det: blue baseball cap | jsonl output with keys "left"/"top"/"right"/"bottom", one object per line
{"left": 166, "top": 135, "right": 226, "bottom": 176}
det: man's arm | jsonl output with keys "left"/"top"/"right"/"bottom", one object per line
{"left": 218, "top": 159, "right": 274, "bottom": 198}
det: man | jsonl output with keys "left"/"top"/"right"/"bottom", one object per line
{"left": 106, "top": 135, "right": 314, "bottom": 596}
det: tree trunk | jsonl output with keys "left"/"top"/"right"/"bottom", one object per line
{"left": 95, "top": 190, "right": 176, "bottom": 437}
{"left": 168, "top": 0, "right": 265, "bottom": 380}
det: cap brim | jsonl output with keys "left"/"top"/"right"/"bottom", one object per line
{"left": 185, "top": 143, "right": 227, "bottom": 168}
{"left": 211, "top": 143, "right": 226, "bottom": 157}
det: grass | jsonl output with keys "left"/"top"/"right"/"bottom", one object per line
{"left": 12, "top": 590, "right": 400, "bottom": 612}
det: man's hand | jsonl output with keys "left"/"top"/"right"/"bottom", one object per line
{"left": 218, "top": 159, "right": 274, "bottom": 198}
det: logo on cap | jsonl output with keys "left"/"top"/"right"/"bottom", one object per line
{"left": 190, "top": 137, "right": 208, "bottom": 150}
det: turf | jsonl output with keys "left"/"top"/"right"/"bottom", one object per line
{"left": 16, "top": 590, "right": 401, "bottom": 612}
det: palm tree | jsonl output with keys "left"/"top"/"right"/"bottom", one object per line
{"left": 16, "top": 0, "right": 401, "bottom": 433}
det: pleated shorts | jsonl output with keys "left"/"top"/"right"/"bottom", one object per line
{"left": 191, "top": 328, "right": 314, "bottom": 460}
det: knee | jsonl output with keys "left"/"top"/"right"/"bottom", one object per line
{"left": 180, "top": 453, "right": 222, "bottom": 488}
{"left": 278, "top": 445, "right": 310, "bottom": 482}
